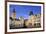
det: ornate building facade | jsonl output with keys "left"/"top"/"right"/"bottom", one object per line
{"left": 10, "top": 9, "right": 24, "bottom": 29}
{"left": 10, "top": 9, "right": 41, "bottom": 28}
{"left": 25, "top": 14, "right": 41, "bottom": 28}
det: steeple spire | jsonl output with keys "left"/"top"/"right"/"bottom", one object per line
{"left": 12, "top": 8, "right": 16, "bottom": 19}
{"left": 13, "top": 8, "right": 16, "bottom": 13}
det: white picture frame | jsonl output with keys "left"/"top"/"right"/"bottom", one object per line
{"left": 6, "top": 1, "right": 44, "bottom": 32}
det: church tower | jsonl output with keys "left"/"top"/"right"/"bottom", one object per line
{"left": 29, "top": 11, "right": 34, "bottom": 19}
{"left": 12, "top": 8, "right": 16, "bottom": 19}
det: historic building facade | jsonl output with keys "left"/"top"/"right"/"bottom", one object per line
{"left": 10, "top": 9, "right": 41, "bottom": 28}
{"left": 10, "top": 9, "right": 24, "bottom": 28}
{"left": 25, "top": 14, "right": 41, "bottom": 28}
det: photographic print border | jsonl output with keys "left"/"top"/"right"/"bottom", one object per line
{"left": 5, "top": 1, "right": 44, "bottom": 34}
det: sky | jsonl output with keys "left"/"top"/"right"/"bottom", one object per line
{"left": 9, "top": 5, "right": 41, "bottom": 19}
